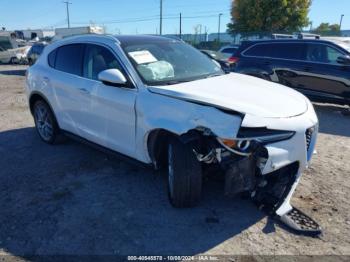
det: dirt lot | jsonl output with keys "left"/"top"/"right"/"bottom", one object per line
{"left": 0, "top": 64, "right": 349, "bottom": 258}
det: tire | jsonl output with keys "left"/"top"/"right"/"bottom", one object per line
{"left": 33, "top": 100, "right": 60, "bottom": 144}
{"left": 167, "top": 137, "right": 202, "bottom": 208}
{"left": 9, "top": 57, "right": 16, "bottom": 64}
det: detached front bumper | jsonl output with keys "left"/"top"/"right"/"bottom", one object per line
{"left": 233, "top": 99, "right": 321, "bottom": 235}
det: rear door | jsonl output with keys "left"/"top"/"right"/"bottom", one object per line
{"left": 238, "top": 42, "right": 307, "bottom": 84}
{"left": 0, "top": 46, "right": 13, "bottom": 63}
{"left": 297, "top": 43, "right": 350, "bottom": 100}
{"left": 48, "top": 44, "right": 88, "bottom": 136}
{"left": 266, "top": 42, "right": 308, "bottom": 88}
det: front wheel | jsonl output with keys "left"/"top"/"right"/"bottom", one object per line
{"left": 33, "top": 100, "right": 60, "bottom": 144}
{"left": 9, "top": 57, "right": 16, "bottom": 64}
{"left": 167, "top": 138, "right": 202, "bottom": 208}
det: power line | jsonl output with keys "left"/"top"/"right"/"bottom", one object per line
{"left": 72, "top": 13, "right": 224, "bottom": 25}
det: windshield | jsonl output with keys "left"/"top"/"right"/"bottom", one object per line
{"left": 121, "top": 40, "right": 223, "bottom": 85}
{"left": 338, "top": 42, "right": 350, "bottom": 53}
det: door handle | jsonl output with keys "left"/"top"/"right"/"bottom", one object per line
{"left": 43, "top": 76, "right": 50, "bottom": 82}
{"left": 304, "top": 67, "right": 312, "bottom": 72}
{"left": 78, "top": 88, "right": 90, "bottom": 94}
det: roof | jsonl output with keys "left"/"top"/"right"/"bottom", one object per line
{"left": 241, "top": 39, "right": 339, "bottom": 46}
{"left": 114, "top": 34, "right": 180, "bottom": 45}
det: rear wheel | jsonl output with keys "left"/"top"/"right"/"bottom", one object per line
{"left": 167, "top": 137, "right": 202, "bottom": 208}
{"left": 33, "top": 100, "right": 59, "bottom": 144}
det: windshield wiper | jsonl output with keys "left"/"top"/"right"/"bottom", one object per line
{"left": 163, "top": 80, "right": 191, "bottom": 85}
{"left": 205, "top": 73, "right": 223, "bottom": 79}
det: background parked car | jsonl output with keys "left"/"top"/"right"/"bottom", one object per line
{"left": 0, "top": 35, "right": 30, "bottom": 64}
{"left": 200, "top": 49, "right": 232, "bottom": 72}
{"left": 27, "top": 43, "right": 47, "bottom": 65}
{"left": 234, "top": 39, "right": 350, "bottom": 105}
{"left": 219, "top": 44, "right": 240, "bottom": 64}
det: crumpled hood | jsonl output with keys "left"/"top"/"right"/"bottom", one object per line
{"left": 148, "top": 73, "right": 309, "bottom": 118}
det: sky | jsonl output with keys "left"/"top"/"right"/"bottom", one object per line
{"left": 0, "top": 0, "right": 349, "bottom": 35}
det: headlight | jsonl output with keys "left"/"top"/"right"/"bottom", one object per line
{"left": 237, "top": 128, "right": 295, "bottom": 144}
{"left": 217, "top": 138, "right": 253, "bottom": 156}
{"left": 218, "top": 129, "right": 295, "bottom": 156}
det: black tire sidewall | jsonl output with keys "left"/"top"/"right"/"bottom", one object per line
{"left": 167, "top": 137, "right": 202, "bottom": 208}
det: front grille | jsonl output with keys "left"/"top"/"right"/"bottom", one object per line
{"left": 305, "top": 127, "right": 314, "bottom": 151}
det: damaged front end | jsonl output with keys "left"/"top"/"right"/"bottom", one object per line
{"left": 191, "top": 127, "right": 321, "bottom": 236}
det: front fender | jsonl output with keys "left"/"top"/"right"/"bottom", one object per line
{"left": 134, "top": 91, "right": 242, "bottom": 163}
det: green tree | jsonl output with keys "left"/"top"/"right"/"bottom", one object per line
{"left": 228, "top": 0, "right": 312, "bottom": 36}
{"left": 313, "top": 23, "right": 341, "bottom": 36}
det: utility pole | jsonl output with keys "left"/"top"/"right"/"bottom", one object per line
{"left": 159, "top": 0, "right": 163, "bottom": 35}
{"left": 204, "top": 26, "right": 208, "bottom": 42}
{"left": 63, "top": 1, "right": 72, "bottom": 28}
{"left": 340, "top": 14, "right": 345, "bottom": 30}
{"left": 218, "top": 13, "right": 223, "bottom": 43}
{"left": 179, "top": 12, "right": 182, "bottom": 39}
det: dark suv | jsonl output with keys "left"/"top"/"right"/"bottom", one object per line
{"left": 234, "top": 39, "right": 350, "bottom": 105}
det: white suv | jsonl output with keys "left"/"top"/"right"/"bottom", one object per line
{"left": 26, "top": 35, "right": 320, "bottom": 235}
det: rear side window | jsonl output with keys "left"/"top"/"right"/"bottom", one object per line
{"left": 244, "top": 44, "right": 269, "bottom": 57}
{"left": 55, "top": 44, "right": 84, "bottom": 76}
{"left": 221, "top": 48, "right": 238, "bottom": 55}
{"left": 244, "top": 43, "right": 306, "bottom": 60}
{"left": 269, "top": 43, "right": 306, "bottom": 60}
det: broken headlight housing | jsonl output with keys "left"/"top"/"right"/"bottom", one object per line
{"left": 217, "top": 128, "right": 295, "bottom": 156}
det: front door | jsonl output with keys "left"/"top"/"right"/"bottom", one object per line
{"left": 79, "top": 43, "right": 137, "bottom": 157}
{"left": 297, "top": 43, "right": 350, "bottom": 101}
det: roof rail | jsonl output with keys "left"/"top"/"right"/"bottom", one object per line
{"left": 297, "top": 33, "right": 320, "bottom": 40}
{"left": 271, "top": 34, "right": 294, "bottom": 39}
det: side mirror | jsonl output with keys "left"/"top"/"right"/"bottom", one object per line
{"left": 337, "top": 55, "right": 350, "bottom": 65}
{"left": 98, "top": 69, "right": 127, "bottom": 86}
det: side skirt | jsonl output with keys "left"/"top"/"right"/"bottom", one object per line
{"left": 62, "top": 130, "right": 153, "bottom": 170}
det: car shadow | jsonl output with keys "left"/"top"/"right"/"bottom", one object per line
{"left": 0, "top": 127, "right": 265, "bottom": 257}
{"left": 0, "top": 69, "right": 27, "bottom": 76}
{"left": 314, "top": 103, "right": 350, "bottom": 137}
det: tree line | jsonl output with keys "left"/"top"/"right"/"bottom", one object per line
{"left": 228, "top": 0, "right": 341, "bottom": 37}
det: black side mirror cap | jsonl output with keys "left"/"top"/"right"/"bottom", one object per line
{"left": 337, "top": 55, "right": 350, "bottom": 65}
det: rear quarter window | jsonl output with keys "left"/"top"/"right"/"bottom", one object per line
{"left": 48, "top": 49, "right": 57, "bottom": 67}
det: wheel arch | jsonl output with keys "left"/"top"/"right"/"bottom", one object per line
{"left": 29, "top": 91, "right": 60, "bottom": 128}
{"left": 146, "top": 128, "right": 207, "bottom": 169}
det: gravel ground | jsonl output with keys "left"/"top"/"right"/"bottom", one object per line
{"left": 0, "top": 65, "right": 349, "bottom": 259}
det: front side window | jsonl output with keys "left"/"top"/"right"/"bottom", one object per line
{"left": 326, "top": 46, "right": 344, "bottom": 64}
{"left": 83, "top": 44, "right": 122, "bottom": 80}
{"left": 121, "top": 40, "right": 222, "bottom": 85}
{"left": 306, "top": 44, "right": 344, "bottom": 64}
{"left": 55, "top": 44, "right": 84, "bottom": 75}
